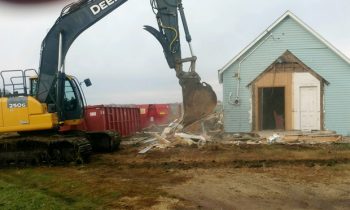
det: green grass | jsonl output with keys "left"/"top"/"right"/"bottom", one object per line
{"left": 0, "top": 179, "right": 73, "bottom": 210}
{"left": 0, "top": 166, "right": 170, "bottom": 210}
{"left": 0, "top": 169, "right": 103, "bottom": 210}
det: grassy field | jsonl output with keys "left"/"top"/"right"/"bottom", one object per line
{"left": 0, "top": 168, "right": 106, "bottom": 210}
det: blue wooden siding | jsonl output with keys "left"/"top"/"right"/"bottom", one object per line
{"left": 222, "top": 16, "right": 350, "bottom": 135}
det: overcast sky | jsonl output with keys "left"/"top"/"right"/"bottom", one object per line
{"left": 0, "top": 0, "right": 349, "bottom": 105}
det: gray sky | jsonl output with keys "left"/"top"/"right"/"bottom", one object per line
{"left": 1, "top": 0, "right": 350, "bottom": 105}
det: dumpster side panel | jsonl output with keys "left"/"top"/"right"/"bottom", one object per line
{"left": 83, "top": 105, "right": 141, "bottom": 137}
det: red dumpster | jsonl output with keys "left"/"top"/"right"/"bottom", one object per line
{"left": 83, "top": 105, "right": 141, "bottom": 137}
{"left": 59, "top": 105, "right": 141, "bottom": 151}
{"left": 82, "top": 105, "right": 141, "bottom": 151}
{"left": 137, "top": 103, "right": 182, "bottom": 129}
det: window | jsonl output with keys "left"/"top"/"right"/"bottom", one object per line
{"left": 64, "top": 79, "right": 77, "bottom": 111}
{"left": 30, "top": 78, "right": 38, "bottom": 96}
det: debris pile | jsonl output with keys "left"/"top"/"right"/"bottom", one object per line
{"left": 122, "top": 111, "right": 345, "bottom": 154}
{"left": 121, "top": 131, "right": 209, "bottom": 154}
{"left": 281, "top": 132, "right": 342, "bottom": 144}
{"left": 182, "top": 112, "right": 224, "bottom": 136}
{"left": 120, "top": 112, "right": 223, "bottom": 153}
{"left": 213, "top": 132, "right": 263, "bottom": 145}
{"left": 259, "top": 130, "right": 343, "bottom": 145}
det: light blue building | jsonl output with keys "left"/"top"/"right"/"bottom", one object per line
{"left": 218, "top": 11, "right": 350, "bottom": 135}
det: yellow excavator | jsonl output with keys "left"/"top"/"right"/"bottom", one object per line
{"left": 0, "top": 0, "right": 217, "bottom": 166}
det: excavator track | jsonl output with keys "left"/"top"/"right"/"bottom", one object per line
{"left": 0, "top": 133, "right": 92, "bottom": 167}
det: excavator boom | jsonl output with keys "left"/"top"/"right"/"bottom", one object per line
{"left": 35, "top": 0, "right": 216, "bottom": 126}
{"left": 36, "top": 0, "right": 216, "bottom": 126}
{"left": 37, "top": 0, "right": 128, "bottom": 120}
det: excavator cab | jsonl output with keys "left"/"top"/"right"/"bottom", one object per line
{"left": 30, "top": 73, "right": 87, "bottom": 125}
{"left": 60, "top": 76, "right": 86, "bottom": 123}
{"left": 0, "top": 69, "right": 87, "bottom": 133}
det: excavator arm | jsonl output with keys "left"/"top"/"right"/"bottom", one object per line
{"left": 145, "top": 0, "right": 217, "bottom": 125}
{"left": 37, "top": 0, "right": 216, "bottom": 126}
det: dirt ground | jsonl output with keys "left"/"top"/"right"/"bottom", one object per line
{"left": 101, "top": 142, "right": 350, "bottom": 210}
{"left": 166, "top": 167, "right": 350, "bottom": 210}
{"left": 1, "top": 142, "right": 350, "bottom": 209}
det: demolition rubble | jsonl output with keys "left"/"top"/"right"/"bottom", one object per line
{"left": 121, "top": 112, "right": 347, "bottom": 154}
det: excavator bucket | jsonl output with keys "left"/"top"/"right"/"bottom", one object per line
{"left": 180, "top": 77, "right": 217, "bottom": 126}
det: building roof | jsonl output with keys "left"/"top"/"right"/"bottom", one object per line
{"left": 218, "top": 10, "right": 350, "bottom": 83}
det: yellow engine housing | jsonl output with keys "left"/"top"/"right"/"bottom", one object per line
{"left": 0, "top": 96, "right": 58, "bottom": 133}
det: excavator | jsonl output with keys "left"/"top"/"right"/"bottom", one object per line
{"left": 0, "top": 0, "right": 217, "bottom": 166}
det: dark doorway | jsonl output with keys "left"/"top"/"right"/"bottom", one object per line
{"left": 258, "top": 87, "right": 285, "bottom": 130}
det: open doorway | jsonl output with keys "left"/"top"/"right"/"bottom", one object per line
{"left": 258, "top": 87, "right": 285, "bottom": 130}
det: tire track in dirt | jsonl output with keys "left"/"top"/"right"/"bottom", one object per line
{"left": 106, "top": 158, "right": 350, "bottom": 170}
